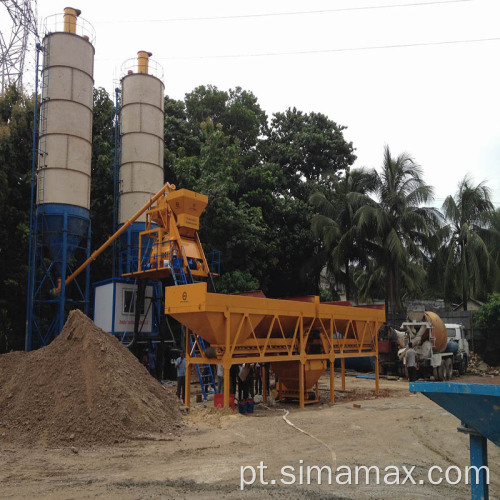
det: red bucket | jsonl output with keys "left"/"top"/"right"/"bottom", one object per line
{"left": 214, "top": 393, "right": 235, "bottom": 410}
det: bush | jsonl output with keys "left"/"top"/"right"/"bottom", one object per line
{"left": 474, "top": 293, "right": 500, "bottom": 366}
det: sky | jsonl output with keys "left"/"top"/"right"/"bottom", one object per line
{"left": 14, "top": 0, "right": 500, "bottom": 208}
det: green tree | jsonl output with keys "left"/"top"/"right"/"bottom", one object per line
{"left": 257, "top": 109, "right": 356, "bottom": 297}
{"left": 489, "top": 208, "right": 500, "bottom": 290}
{"left": 356, "top": 146, "right": 440, "bottom": 314}
{"left": 163, "top": 95, "right": 201, "bottom": 183}
{"left": 171, "top": 119, "right": 268, "bottom": 292}
{"left": 0, "top": 85, "right": 35, "bottom": 351}
{"left": 439, "top": 175, "right": 495, "bottom": 309}
{"left": 474, "top": 293, "right": 500, "bottom": 365}
{"left": 310, "top": 167, "right": 377, "bottom": 300}
{"left": 183, "top": 85, "right": 266, "bottom": 169}
{"left": 89, "top": 87, "right": 115, "bottom": 285}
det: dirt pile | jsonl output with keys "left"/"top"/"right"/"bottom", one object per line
{"left": 468, "top": 352, "right": 500, "bottom": 376}
{"left": 0, "top": 310, "right": 183, "bottom": 446}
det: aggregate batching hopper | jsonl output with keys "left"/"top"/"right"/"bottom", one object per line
{"left": 166, "top": 283, "right": 385, "bottom": 408}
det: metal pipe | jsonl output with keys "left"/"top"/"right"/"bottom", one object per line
{"left": 137, "top": 50, "right": 152, "bottom": 74}
{"left": 51, "top": 182, "right": 176, "bottom": 296}
{"left": 63, "top": 7, "right": 81, "bottom": 34}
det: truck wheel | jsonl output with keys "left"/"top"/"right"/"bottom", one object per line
{"left": 445, "top": 358, "right": 453, "bottom": 380}
{"left": 437, "top": 364, "right": 445, "bottom": 381}
{"left": 459, "top": 356, "right": 467, "bottom": 375}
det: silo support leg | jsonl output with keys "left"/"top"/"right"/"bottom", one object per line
{"left": 375, "top": 355, "right": 380, "bottom": 395}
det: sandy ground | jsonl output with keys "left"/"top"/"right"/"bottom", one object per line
{"left": 1, "top": 374, "right": 499, "bottom": 499}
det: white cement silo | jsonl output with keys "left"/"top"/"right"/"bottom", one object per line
{"left": 119, "top": 51, "right": 165, "bottom": 224}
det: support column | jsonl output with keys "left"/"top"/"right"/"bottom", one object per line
{"left": 59, "top": 212, "right": 68, "bottom": 333}
{"left": 223, "top": 365, "right": 230, "bottom": 409}
{"left": 84, "top": 221, "right": 91, "bottom": 316}
{"left": 329, "top": 358, "right": 335, "bottom": 403}
{"left": 262, "top": 363, "right": 267, "bottom": 404}
{"left": 375, "top": 354, "right": 380, "bottom": 394}
{"left": 299, "top": 362, "right": 305, "bottom": 409}
{"left": 224, "top": 311, "right": 230, "bottom": 408}
{"left": 341, "top": 358, "right": 346, "bottom": 391}
{"left": 184, "top": 329, "right": 191, "bottom": 409}
{"left": 470, "top": 434, "right": 489, "bottom": 500}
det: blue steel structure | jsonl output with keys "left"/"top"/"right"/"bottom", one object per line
{"left": 25, "top": 43, "right": 41, "bottom": 351}
{"left": 25, "top": 44, "right": 91, "bottom": 351}
{"left": 112, "top": 86, "right": 121, "bottom": 278}
{"left": 411, "top": 381, "right": 500, "bottom": 500}
{"left": 97, "top": 83, "right": 162, "bottom": 341}
{"left": 26, "top": 205, "right": 91, "bottom": 351}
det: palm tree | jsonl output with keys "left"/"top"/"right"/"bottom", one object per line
{"left": 488, "top": 208, "right": 500, "bottom": 290}
{"left": 355, "top": 145, "right": 441, "bottom": 315}
{"left": 310, "top": 167, "right": 377, "bottom": 300}
{"left": 439, "top": 176, "right": 494, "bottom": 310}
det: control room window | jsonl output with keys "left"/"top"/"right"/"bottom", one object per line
{"left": 123, "top": 289, "right": 145, "bottom": 315}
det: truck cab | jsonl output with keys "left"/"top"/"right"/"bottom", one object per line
{"left": 445, "top": 323, "right": 469, "bottom": 374}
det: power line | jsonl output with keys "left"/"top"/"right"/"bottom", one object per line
{"left": 94, "top": 35, "right": 500, "bottom": 63}
{"left": 94, "top": 0, "right": 473, "bottom": 24}
{"left": 149, "top": 36, "right": 500, "bottom": 61}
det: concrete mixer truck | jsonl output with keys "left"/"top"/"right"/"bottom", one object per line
{"left": 397, "top": 311, "right": 469, "bottom": 381}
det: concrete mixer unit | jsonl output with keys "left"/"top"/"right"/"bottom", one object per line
{"left": 399, "top": 311, "right": 469, "bottom": 381}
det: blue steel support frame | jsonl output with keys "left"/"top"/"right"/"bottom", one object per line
{"left": 84, "top": 221, "right": 92, "bottom": 315}
{"left": 112, "top": 87, "right": 121, "bottom": 278}
{"left": 25, "top": 43, "right": 42, "bottom": 351}
{"left": 470, "top": 433, "right": 489, "bottom": 500}
{"left": 411, "top": 381, "right": 499, "bottom": 500}
{"left": 58, "top": 211, "right": 68, "bottom": 333}
{"left": 27, "top": 208, "right": 91, "bottom": 350}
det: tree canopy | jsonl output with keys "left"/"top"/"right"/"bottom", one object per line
{"left": 0, "top": 83, "right": 499, "bottom": 352}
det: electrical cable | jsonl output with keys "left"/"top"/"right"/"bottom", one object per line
{"left": 155, "top": 36, "right": 500, "bottom": 61}
{"left": 95, "top": 0, "right": 473, "bottom": 24}
{"left": 282, "top": 409, "right": 337, "bottom": 467}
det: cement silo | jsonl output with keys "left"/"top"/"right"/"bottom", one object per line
{"left": 118, "top": 51, "right": 165, "bottom": 274}
{"left": 26, "top": 8, "right": 95, "bottom": 349}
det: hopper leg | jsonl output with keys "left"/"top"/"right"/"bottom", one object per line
{"left": 299, "top": 362, "right": 305, "bottom": 409}
{"left": 223, "top": 365, "right": 230, "bottom": 409}
{"left": 375, "top": 354, "right": 380, "bottom": 394}
{"left": 185, "top": 362, "right": 191, "bottom": 409}
{"left": 262, "top": 364, "right": 267, "bottom": 404}
{"left": 341, "top": 358, "right": 346, "bottom": 391}
{"left": 330, "top": 360, "right": 335, "bottom": 403}
{"left": 185, "top": 331, "right": 191, "bottom": 409}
